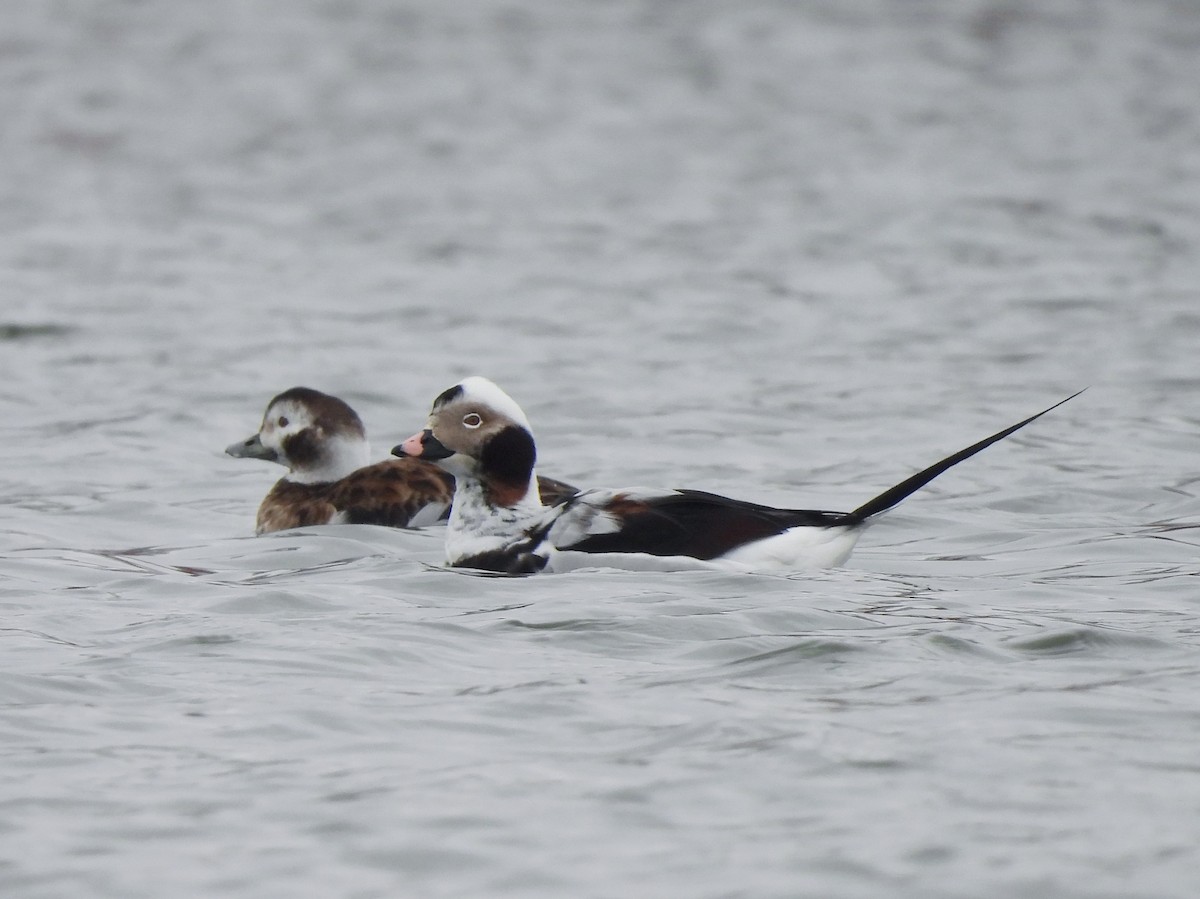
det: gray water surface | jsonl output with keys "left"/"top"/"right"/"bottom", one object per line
{"left": 3, "top": 1, "right": 1200, "bottom": 897}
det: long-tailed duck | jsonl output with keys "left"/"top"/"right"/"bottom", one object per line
{"left": 226, "top": 386, "right": 577, "bottom": 535}
{"left": 392, "top": 377, "right": 1080, "bottom": 574}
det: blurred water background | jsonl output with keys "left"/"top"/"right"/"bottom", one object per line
{"left": 3, "top": 1, "right": 1200, "bottom": 896}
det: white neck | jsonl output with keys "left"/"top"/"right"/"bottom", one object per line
{"left": 284, "top": 436, "right": 371, "bottom": 485}
{"left": 443, "top": 474, "right": 545, "bottom": 565}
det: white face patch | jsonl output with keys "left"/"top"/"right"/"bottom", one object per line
{"left": 261, "top": 398, "right": 370, "bottom": 483}
{"left": 455, "top": 377, "right": 534, "bottom": 431}
{"left": 258, "top": 399, "right": 313, "bottom": 458}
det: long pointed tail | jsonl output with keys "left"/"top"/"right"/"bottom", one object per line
{"left": 842, "top": 389, "right": 1084, "bottom": 526}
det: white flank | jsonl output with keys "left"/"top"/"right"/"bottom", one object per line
{"left": 543, "top": 550, "right": 744, "bottom": 574}
{"left": 718, "top": 524, "right": 863, "bottom": 570}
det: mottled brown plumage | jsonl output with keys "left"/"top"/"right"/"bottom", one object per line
{"left": 228, "top": 386, "right": 578, "bottom": 535}
{"left": 254, "top": 457, "right": 455, "bottom": 534}
{"left": 253, "top": 460, "right": 578, "bottom": 535}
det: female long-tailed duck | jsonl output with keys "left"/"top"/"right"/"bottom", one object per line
{"left": 226, "top": 387, "right": 576, "bottom": 535}
{"left": 392, "top": 377, "right": 1080, "bottom": 574}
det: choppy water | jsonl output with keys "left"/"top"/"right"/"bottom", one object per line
{"left": 4, "top": 1, "right": 1200, "bottom": 896}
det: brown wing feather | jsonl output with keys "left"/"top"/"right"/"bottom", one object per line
{"left": 256, "top": 482, "right": 340, "bottom": 534}
{"left": 325, "top": 458, "right": 455, "bottom": 527}
{"left": 536, "top": 475, "right": 579, "bottom": 507}
{"left": 252, "top": 459, "right": 577, "bottom": 534}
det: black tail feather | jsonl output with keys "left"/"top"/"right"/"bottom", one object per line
{"left": 842, "top": 390, "right": 1084, "bottom": 526}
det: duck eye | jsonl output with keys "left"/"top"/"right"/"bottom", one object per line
{"left": 462, "top": 412, "right": 483, "bottom": 429}
{"left": 278, "top": 416, "right": 289, "bottom": 428}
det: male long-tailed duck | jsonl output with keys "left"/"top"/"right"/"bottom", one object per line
{"left": 226, "top": 386, "right": 576, "bottom": 535}
{"left": 392, "top": 377, "right": 1079, "bottom": 574}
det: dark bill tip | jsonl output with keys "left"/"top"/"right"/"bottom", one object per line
{"left": 393, "top": 429, "right": 455, "bottom": 461}
{"left": 225, "top": 433, "right": 274, "bottom": 460}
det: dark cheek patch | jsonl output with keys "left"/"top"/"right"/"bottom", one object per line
{"left": 478, "top": 426, "right": 536, "bottom": 504}
{"left": 282, "top": 429, "right": 322, "bottom": 468}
